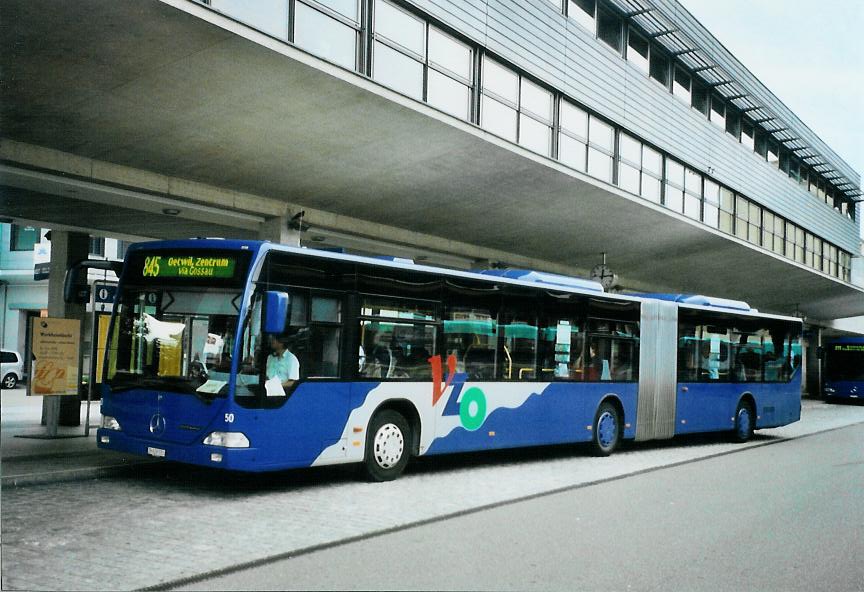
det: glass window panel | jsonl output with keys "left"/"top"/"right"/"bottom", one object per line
{"left": 748, "top": 202, "right": 761, "bottom": 224}
{"left": 559, "top": 134, "right": 587, "bottom": 171}
{"left": 664, "top": 186, "right": 684, "bottom": 212}
{"left": 619, "top": 133, "right": 641, "bottom": 165}
{"left": 704, "top": 179, "right": 720, "bottom": 205}
{"left": 641, "top": 174, "right": 661, "bottom": 202}
{"left": 748, "top": 223, "right": 760, "bottom": 244}
{"left": 295, "top": 4, "right": 357, "bottom": 69}
{"left": 741, "top": 121, "right": 755, "bottom": 150}
{"left": 588, "top": 117, "right": 614, "bottom": 151}
{"left": 735, "top": 216, "right": 748, "bottom": 240}
{"left": 481, "top": 95, "right": 518, "bottom": 142}
{"left": 627, "top": 32, "right": 649, "bottom": 73}
{"left": 520, "top": 79, "right": 553, "bottom": 122}
{"left": 373, "top": 41, "right": 423, "bottom": 100}
{"left": 736, "top": 196, "right": 749, "bottom": 221}
{"left": 692, "top": 84, "right": 708, "bottom": 116}
{"left": 726, "top": 109, "right": 740, "bottom": 139}
{"left": 710, "top": 96, "right": 725, "bottom": 128}
{"left": 597, "top": 9, "right": 622, "bottom": 53}
{"left": 10, "top": 225, "right": 39, "bottom": 251}
{"left": 428, "top": 28, "right": 472, "bottom": 81}
{"left": 673, "top": 66, "right": 691, "bottom": 102}
{"left": 754, "top": 131, "right": 768, "bottom": 158}
{"left": 649, "top": 51, "right": 669, "bottom": 86}
{"left": 666, "top": 159, "right": 685, "bottom": 187}
{"left": 720, "top": 187, "right": 735, "bottom": 212}
{"left": 311, "top": 296, "right": 341, "bottom": 322}
{"left": 375, "top": 0, "right": 425, "bottom": 56}
{"left": 642, "top": 145, "right": 662, "bottom": 176}
{"left": 587, "top": 148, "right": 613, "bottom": 182}
{"left": 315, "top": 0, "right": 359, "bottom": 21}
{"left": 618, "top": 163, "right": 640, "bottom": 194}
{"left": 519, "top": 114, "right": 552, "bottom": 156}
{"left": 483, "top": 57, "right": 518, "bottom": 104}
{"left": 568, "top": 0, "right": 595, "bottom": 31}
{"left": 703, "top": 204, "right": 719, "bottom": 227}
{"left": 767, "top": 142, "right": 780, "bottom": 167}
{"left": 719, "top": 211, "right": 733, "bottom": 233}
{"left": 684, "top": 194, "right": 701, "bottom": 219}
{"left": 685, "top": 168, "right": 702, "bottom": 195}
{"left": 427, "top": 70, "right": 470, "bottom": 119}
{"left": 212, "top": 0, "right": 288, "bottom": 39}
{"left": 560, "top": 101, "right": 588, "bottom": 138}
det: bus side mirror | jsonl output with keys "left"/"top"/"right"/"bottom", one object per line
{"left": 263, "top": 291, "right": 290, "bottom": 334}
{"left": 64, "top": 260, "right": 124, "bottom": 304}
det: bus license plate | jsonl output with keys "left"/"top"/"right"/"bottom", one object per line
{"left": 147, "top": 447, "right": 166, "bottom": 458}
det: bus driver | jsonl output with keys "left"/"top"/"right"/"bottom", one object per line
{"left": 266, "top": 335, "right": 300, "bottom": 393}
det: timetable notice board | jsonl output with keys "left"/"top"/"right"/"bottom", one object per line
{"left": 30, "top": 318, "right": 81, "bottom": 396}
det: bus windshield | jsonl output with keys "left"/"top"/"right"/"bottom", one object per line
{"left": 106, "top": 286, "right": 243, "bottom": 396}
{"left": 825, "top": 347, "right": 864, "bottom": 382}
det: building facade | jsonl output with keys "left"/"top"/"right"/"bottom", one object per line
{"left": 192, "top": 0, "right": 861, "bottom": 284}
{"left": 1, "top": 0, "right": 862, "bottom": 380}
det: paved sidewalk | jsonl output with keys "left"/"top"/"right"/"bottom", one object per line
{"left": 1, "top": 387, "right": 158, "bottom": 487}
{"left": 2, "top": 389, "right": 864, "bottom": 591}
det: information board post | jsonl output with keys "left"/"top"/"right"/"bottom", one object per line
{"left": 29, "top": 317, "right": 81, "bottom": 437}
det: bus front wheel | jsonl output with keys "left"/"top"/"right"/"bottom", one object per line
{"left": 362, "top": 410, "right": 411, "bottom": 482}
{"left": 591, "top": 401, "right": 621, "bottom": 457}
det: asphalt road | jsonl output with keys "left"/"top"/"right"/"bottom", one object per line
{"left": 182, "top": 422, "right": 864, "bottom": 592}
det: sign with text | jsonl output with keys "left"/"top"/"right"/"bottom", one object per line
{"left": 141, "top": 255, "right": 236, "bottom": 279}
{"left": 29, "top": 318, "right": 81, "bottom": 396}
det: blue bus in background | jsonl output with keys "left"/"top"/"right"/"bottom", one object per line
{"left": 69, "top": 239, "right": 802, "bottom": 481}
{"left": 823, "top": 337, "right": 864, "bottom": 402}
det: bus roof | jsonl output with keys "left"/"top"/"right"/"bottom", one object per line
{"left": 125, "top": 239, "right": 799, "bottom": 322}
{"left": 631, "top": 293, "right": 752, "bottom": 312}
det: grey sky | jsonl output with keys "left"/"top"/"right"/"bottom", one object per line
{"left": 679, "top": 0, "right": 864, "bottom": 187}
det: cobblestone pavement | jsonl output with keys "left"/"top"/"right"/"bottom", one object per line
{"left": 2, "top": 400, "right": 864, "bottom": 591}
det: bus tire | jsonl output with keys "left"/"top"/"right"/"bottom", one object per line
{"left": 591, "top": 401, "right": 621, "bottom": 457}
{"left": 362, "top": 410, "right": 411, "bottom": 482}
{"left": 731, "top": 399, "right": 755, "bottom": 443}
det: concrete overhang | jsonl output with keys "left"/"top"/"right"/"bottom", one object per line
{"left": 1, "top": 0, "right": 862, "bottom": 321}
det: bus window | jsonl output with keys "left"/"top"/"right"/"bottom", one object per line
{"left": 359, "top": 296, "right": 437, "bottom": 380}
{"left": 497, "top": 298, "right": 538, "bottom": 381}
{"left": 587, "top": 319, "right": 639, "bottom": 382}
{"left": 732, "top": 331, "right": 764, "bottom": 382}
{"left": 445, "top": 309, "right": 497, "bottom": 380}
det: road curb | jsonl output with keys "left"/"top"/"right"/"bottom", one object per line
{"left": 1, "top": 459, "right": 162, "bottom": 488}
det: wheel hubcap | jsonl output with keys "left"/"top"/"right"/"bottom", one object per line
{"left": 597, "top": 412, "right": 617, "bottom": 448}
{"left": 3, "top": 376, "right": 13, "bottom": 388}
{"left": 373, "top": 423, "right": 404, "bottom": 469}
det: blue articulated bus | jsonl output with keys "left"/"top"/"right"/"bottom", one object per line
{"left": 823, "top": 337, "right": 864, "bottom": 402}
{"left": 75, "top": 239, "right": 802, "bottom": 481}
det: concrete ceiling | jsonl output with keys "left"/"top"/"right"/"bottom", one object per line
{"left": 1, "top": 0, "right": 862, "bottom": 321}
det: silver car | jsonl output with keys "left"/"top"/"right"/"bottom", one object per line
{"left": 1, "top": 350, "right": 24, "bottom": 389}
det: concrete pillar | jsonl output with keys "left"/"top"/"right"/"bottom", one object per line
{"left": 259, "top": 214, "right": 301, "bottom": 246}
{"left": 42, "top": 230, "right": 89, "bottom": 430}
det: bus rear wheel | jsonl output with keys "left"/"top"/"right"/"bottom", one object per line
{"left": 591, "top": 401, "right": 621, "bottom": 456}
{"left": 362, "top": 410, "right": 411, "bottom": 482}
{"left": 731, "top": 400, "right": 755, "bottom": 443}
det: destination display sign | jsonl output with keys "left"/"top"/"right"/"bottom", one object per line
{"left": 140, "top": 255, "right": 237, "bottom": 279}
{"left": 830, "top": 344, "right": 864, "bottom": 352}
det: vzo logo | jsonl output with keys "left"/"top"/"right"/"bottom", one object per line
{"left": 428, "top": 355, "right": 487, "bottom": 431}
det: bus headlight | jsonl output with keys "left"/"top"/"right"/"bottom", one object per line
{"left": 824, "top": 387, "right": 835, "bottom": 394}
{"left": 101, "top": 415, "right": 122, "bottom": 431}
{"left": 203, "top": 431, "right": 250, "bottom": 448}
